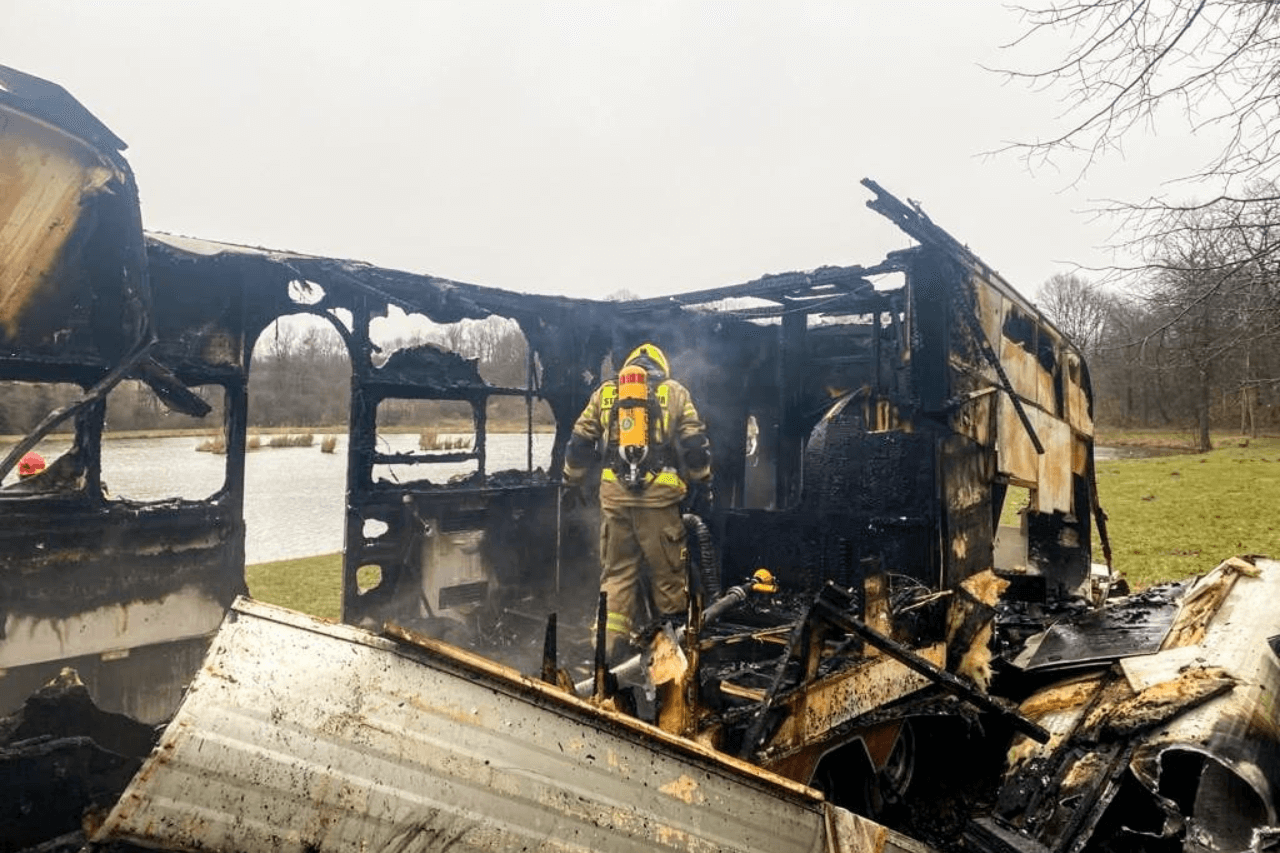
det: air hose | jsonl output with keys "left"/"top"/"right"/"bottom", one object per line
{"left": 682, "top": 513, "right": 720, "bottom": 598}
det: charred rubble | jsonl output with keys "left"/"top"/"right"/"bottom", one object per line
{"left": 0, "top": 671, "right": 155, "bottom": 853}
{"left": 3, "top": 63, "right": 1278, "bottom": 853}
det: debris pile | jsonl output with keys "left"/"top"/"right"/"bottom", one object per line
{"left": 1, "top": 670, "right": 156, "bottom": 853}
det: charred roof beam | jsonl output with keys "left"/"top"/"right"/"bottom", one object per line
{"left": 862, "top": 178, "right": 1072, "bottom": 344}
{"left": 721, "top": 290, "right": 897, "bottom": 320}
{"left": 619, "top": 262, "right": 897, "bottom": 312}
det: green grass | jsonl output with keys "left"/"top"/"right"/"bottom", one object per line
{"left": 1094, "top": 434, "right": 1280, "bottom": 589}
{"left": 246, "top": 552, "right": 343, "bottom": 620}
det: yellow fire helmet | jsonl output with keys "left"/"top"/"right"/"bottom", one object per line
{"left": 751, "top": 568, "right": 779, "bottom": 595}
{"left": 624, "top": 342, "right": 669, "bottom": 379}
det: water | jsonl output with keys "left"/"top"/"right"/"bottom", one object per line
{"left": 5, "top": 433, "right": 555, "bottom": 565}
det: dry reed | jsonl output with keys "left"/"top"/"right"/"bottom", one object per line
{"left": 195, "top": 435, "right": 227, "bottom": 454}
{"left": 418, "top": 429, "right": 472, "bottom": 451}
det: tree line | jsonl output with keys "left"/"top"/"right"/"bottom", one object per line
{"left": 1039, "top": 218, "right": 1280, "bottom": 451}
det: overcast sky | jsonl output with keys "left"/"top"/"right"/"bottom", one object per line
{"left": 5, "top": 1, "right": 1212, "bottom": 302}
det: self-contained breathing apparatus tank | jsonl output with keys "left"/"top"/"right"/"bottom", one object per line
{"left": 615, "top": 363, "right": 651, "bottom": 488}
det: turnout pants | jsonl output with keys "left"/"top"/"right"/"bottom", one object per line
{"left": 599, "top": 502, "right": 688, "bottom": 657}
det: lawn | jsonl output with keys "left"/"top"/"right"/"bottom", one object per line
{"left": 246, "top": 553, "right": 343, "bottom": 620}
{"left": 1093, "top": 433, "right": 1280, "bottom": 589}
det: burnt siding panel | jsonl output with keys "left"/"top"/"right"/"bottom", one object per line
{"left": 0, "top": 503, "right": 242, "bottom": 719}
{"left": 939, "top": 434, "right": 996, "bottom": 589}
{"left": 808, "top": 423, "right": 938, "bottom": 589}
{"left": 0, "top": 635, "right": 211, "bottom": 725}
{"left": 147, "top": 254, "right": 279, "bottom": 373}
{"left": 718, "top": 424, "right": 940, "bottom": 595}
{"left": 0, "top": 503, "right": 241, "bottom": 611}
{"left": 995, "top": 394, "right": 1040, "bottom": 487}
{"left": 1025, "top": 477, "right": 1092, "bottom": 600}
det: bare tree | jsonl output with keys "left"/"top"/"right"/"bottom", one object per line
{"left": 1002, "top": 6, "right": 1280, "bottom": 438}
{"left": 1137, "top": 203, "right": 1263, "bottom": 449}
{"left": 1038, "top": 273, "right": 1114, "bottom": 354}
{"left": 1089, "top": 295, "right": 1166, "bottom": 426}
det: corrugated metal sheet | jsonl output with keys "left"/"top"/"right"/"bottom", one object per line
{"left": 96, "top": 597, "right": 904, "bottom": 853}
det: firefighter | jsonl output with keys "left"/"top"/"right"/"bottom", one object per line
{"left": 562, "top": 343, "right": 713, "bottom": 662}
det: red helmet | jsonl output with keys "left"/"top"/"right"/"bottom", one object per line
{"left": 18, "top": 452, "right": 46, "bottom": 478}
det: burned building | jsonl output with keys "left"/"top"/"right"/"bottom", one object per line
{"left": 2, "top": 64, "right": 1276, "bottom": 853}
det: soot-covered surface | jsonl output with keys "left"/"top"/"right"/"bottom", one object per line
{"left": 0, "top": 670, "right": 158, "bottom": 853}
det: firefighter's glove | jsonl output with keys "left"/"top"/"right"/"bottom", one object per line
{"left": 561, "top": 481, "right": 587, "bottom": 509}
{"left": 682, "top": 480, "right": 714, "bottom": 520}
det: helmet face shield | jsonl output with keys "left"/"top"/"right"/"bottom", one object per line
{"left": 624, "top": 343, "right": 669, "bottom": 378}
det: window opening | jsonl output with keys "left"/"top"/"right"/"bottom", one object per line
{"left": 375, "top": 398, "right": 479, "bottom": 485}
{"left": 102, "top": 381, "right": 227, "bottom": 500}
{"left": 246, "top": 314, "right": 350, "bottom": 565}
{"left": 0, "top": 380, "right": 81, "bottom": 491}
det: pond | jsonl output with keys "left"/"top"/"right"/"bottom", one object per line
{"left": 4, "top": 432, "right": 556, "bottom": 565}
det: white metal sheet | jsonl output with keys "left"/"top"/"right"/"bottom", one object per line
{"left": 1127, "top": 559, "right": 1280, "bottom": 826}
{"left": 97, "top": 598, "right": 837, "bottom": 853}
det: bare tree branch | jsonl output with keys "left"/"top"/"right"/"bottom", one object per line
{"left": 999, "top": 0, "right": 1280, "bottom": 185}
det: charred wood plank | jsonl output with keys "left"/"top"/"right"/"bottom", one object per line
{"left": 812, "top": 585, "right": 1050, "bottom": 744}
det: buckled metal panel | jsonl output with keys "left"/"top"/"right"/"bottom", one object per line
{"left": 97, "top": 597, "right": 846, "bottom": 853}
